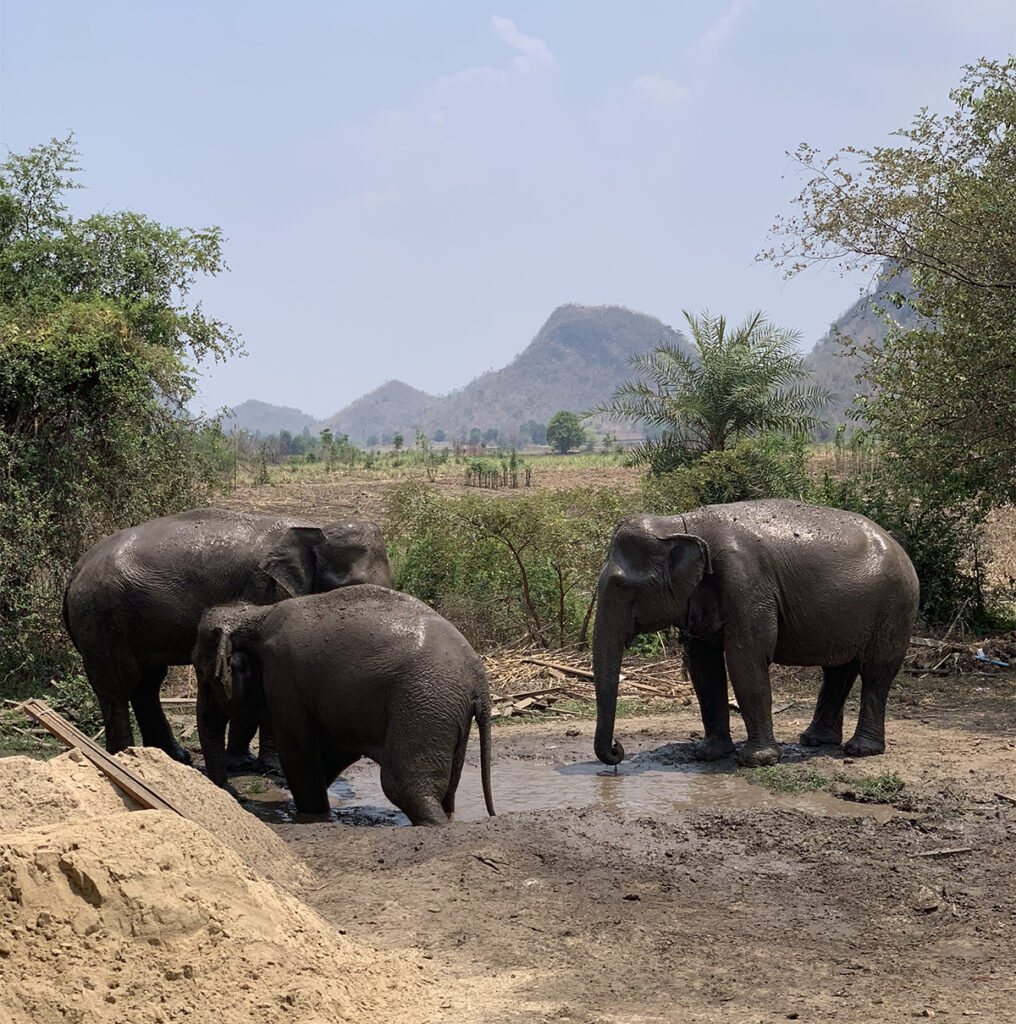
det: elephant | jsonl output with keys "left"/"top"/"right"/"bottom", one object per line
{"left": 63, "top": 507, "right": 393, "bottom": 765}
{"left": 592, "top": 499, "right": 920, "bottom": 768}
{"left": 192, "top": 584, "right": 496, "bottom": 826}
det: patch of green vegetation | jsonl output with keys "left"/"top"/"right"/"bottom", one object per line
{"left": 739, "top": 764, "right": 906, "bottom": 804}
{"left": 238, "top": 777, "right": 272, "bottom": 795}
{"left": 540, "top": 698, "right": 595, "bottom": 719}
{"left": 844, "top": 772, "right": 905, "bottom": 803}
{"left": 737, "top": 764, "right": 832, "bottom": 794}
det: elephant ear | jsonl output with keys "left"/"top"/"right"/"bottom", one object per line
{"left": 664, "top": 534, "right": 713, "bottom": 588}
{"left": 212, "top": 625, "right": 234, "bottom": 702}
{"left": 193, "top": 614, "right": 235, "bottom": 703}
{"left": 260, "top": 526, "right": 324, "bottom": 597}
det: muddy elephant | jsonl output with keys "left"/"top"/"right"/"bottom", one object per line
{"left": 193, "top": 585, "right": 495, "bottom": 826}
{"left": 592, "top": 499, "right": 919, "bottom": 768}
{"left": 63, "top": 508, "right": 393, "bottom": 764}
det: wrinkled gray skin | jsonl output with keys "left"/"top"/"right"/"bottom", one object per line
{"left": 193, "top": 585, "right": 496, "bottom": 826}
{"left": 63, "top": 508, "right": 393, "bottom": 766}
{"left": 593, "top": 499, "right": 920, "bottom": 768}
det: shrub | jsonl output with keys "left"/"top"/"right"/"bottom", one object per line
{"left": 641, "top": 435, "right": 813, "bottom": 513}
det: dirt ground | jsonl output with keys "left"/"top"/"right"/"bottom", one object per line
{"left": 7, "top": 672, "right": 1014, "bottom": 1023}
{"left": 217, "top": 460, "right": 643, "bottom": 523}
{"left": 258, "top": 668, "right": 1015, "bottom": 1024}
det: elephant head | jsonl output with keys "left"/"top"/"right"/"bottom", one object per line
{"left": 259, "top": 520, "right": 393, "bottom": 598}
{"left": 592, "top": 515, "right": 712, "bottom": 765}
{"left": 193, "top": 604, "right": 268, "bottom": 786}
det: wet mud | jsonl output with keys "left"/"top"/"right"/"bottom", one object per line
{"left": 242, "top": 747, "right": 898, "bottom": 826}
{"left": 267, "top": 686, "right": 1016, "bottom": 1023}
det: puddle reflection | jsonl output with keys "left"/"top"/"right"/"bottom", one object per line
{"left": 239, "top": 754, "right": 897, "bottom": 826}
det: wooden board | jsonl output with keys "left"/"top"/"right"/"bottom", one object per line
{"left": 19, "top": 699, "right": 187, "bottom": 817}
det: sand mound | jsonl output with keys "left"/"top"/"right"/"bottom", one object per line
{"left": 115, "top": 747, "right": 317, "bottom": 892}
{"left": 0, "top": 750, "right": 135, "bottom": 833}
{"left": 0, "top": 748, "right": 313, "bottom": 893}
{"left": 0, "top": 810, "right": 440, "bottom": 1024}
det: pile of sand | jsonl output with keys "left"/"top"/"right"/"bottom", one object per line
{"left": 0, "top": 748, "right": 312, "bottom": 893}
{"left": 0, "top": 750, "right": 445, "bottom": 1024}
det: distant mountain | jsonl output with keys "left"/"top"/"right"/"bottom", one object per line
{"left": 318, "top": 380, "right": 438, "bottom": 442}
{"left": 808, "top": 268, "right": 921, "bottom": 437}
{"left": 413, "top": 304, "right": 690, "bottom": 440}
{"left": 231, "top": 304, "right": 690, "bottom": 445}
{"left": 225, "top": 288, "right": 924, "bottom": 447}
{"left": 225, "top": 399, "right": 318, "bottom": 437}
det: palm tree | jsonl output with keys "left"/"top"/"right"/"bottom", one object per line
{"left": 594, "top": 310, "right": 831, "bottom": 473}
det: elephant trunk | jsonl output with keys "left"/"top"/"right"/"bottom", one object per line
{"left": 197, "top": 682, "right": 230, "bottom": 787}
{"left": 592, "top": 595, "right": 626, "bottom": 766}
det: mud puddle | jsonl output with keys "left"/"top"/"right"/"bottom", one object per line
{"left": 238, "top": 757, "right": 897, "bottom": 826}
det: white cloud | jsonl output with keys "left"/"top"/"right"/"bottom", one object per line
{"left": 434, "top": 65, "right": 509, "bottom": 92}
{"left": 699, "top": 0, "right": 754, "bottom": 51}
{"left": 630, "top": 73, "right": 691, "bottom": 107}
{"left": 490, "top": 15, "right": 554, "bottom": 73}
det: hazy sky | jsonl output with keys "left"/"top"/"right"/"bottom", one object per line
{"left": 3, "top": 2, "right": 1013, "bottom": 420}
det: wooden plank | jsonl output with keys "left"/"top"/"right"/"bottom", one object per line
{"left": 19, "top": 699, "right": 187, "bottom": 817}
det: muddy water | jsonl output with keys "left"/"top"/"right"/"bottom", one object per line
{"left": 240, "top": 757, "right": 897, "bottom": 826}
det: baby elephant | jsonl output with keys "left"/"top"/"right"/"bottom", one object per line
{"left": 193, "top": 585, "right": 495, "bottom": 826}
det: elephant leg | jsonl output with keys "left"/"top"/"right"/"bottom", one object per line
{"left": 89, "top": 665, "right": 135, "bottom": 754}
{"left": 845, "top": 656, "right": 902, "bottom": 756}
{"left": 130, "top": 666, "right": 193, "bottom": 764}
{"left": 273, "top": 715, "right": 331, "bottom": 815}
{"left": 801, "top": 662, "right": 858, "bottom": 746}
{"left": 253, "top": 710, "right": 282, "bottom": 775}
{"left": 686, "top": 639, "right": 735, "bottom": 761}
{"left": 321, "top": 749, "right": 359, "bottom": 788}
{"left": 380, "top": 760, "right": 448, "bottom": 826}
{"left": 725, "top": 644, "right": 780, "bottom": 767}
{"left": 225, "top": 701, "right": 260, "bottom": 772}
{"left": 441, "top": 726, "right": 470, "bottom": 819}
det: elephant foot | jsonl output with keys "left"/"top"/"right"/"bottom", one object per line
{"left": 226, "top": 749, "right": 258, "bottom": 773}
{"left": 167, "top": 742, "right": 194, "bottom": 766}
{"left": 694, "top": 736, "right": 736, "bottom": 761}
{"left": 800, "top": 725, "right": 843, "bottom": 747}
{"left": 254, "top": 754, "right": 283, "bottom": 777}
{"left": 737, "top": 740, "right": 781, "bottom": 767}
{"left": 843, "top": 733, "right": 885, "bottom": 757}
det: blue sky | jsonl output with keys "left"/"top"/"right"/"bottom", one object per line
{"left": 2, "top": 2, "right": 1013, "bottom": 419}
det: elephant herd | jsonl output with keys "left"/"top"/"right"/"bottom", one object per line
{"left": 61, "top": 500, "right": 919, "bottom": 826}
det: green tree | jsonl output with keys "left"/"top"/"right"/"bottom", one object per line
{"left": 0, "top": 136, "right": 239, "bottom": 692}
{"left": 546, "top": 410, "right": 587, "bottom": 454}
{"left": 520, "top": 420, "right": 547, "bottom": 445}
{"left": 595, "top": 311, "right": 830, "bottom": 474}
{"left": 763, "top": 57, "right": 1016, "bottom": 509}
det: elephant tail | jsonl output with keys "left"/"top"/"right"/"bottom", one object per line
{"left": 473, "top": 680, "right": 496, "bottom": 818}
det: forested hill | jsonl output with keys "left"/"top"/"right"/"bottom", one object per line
{"left": 807, "top": 268, "right": 921, "bottom": 436}
{"left": 227, "top": 288, "right": 919, "bottom": 444}
{"left": 224, "top": 400, "right": 318, "bottom": 437}
{"left": 229, "top": 304, "right": 689, "bottom": 443}
{"left": 412, "top": 304, "right": 689, "bottom": 440}
{"left": 318, "top": 380, "right": 438, "bottom": 444}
